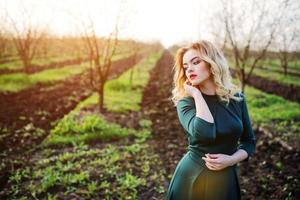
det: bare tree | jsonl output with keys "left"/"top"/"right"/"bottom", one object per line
{"left": 80, "top": 18, "right": 119, "bottom": 112}
{"left": 214, "top": 0, "right": 291, "bottom": 91}
{"left": 277, "top": 29, "right": 299, "bottom": 76}
{"left": 128, "top": 40, "right": 142, "bottom": 88}
{"left": 8, "top": 7, "right": 46, "bottom": 73}
{"left": 39, "top": 33, "right": 52, "bottom": 59}
{"left": 69, "top": 0, "right": 136, "bottom": 112}
{"left": 0, "top": 7, "right": 10, "bottom": 63}
{"left": 0, "top": 35, "right": 10, "bottom": 63}
{"left": 275, "top": 0, "right": 300, "bottom": 76}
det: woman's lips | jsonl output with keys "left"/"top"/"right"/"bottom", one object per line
{"left": 190, "top": 75, "right": 197, "bottom": 80}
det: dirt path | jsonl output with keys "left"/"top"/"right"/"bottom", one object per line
{"left": 141, "top": 50, "right": 188, "bottom": 176}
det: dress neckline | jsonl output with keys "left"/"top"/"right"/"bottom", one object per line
{"left": 201, "top": 92, "right": 217, "bottom": 97}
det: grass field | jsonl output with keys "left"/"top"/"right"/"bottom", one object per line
{"left": 0, "top": 53, "right": 133, "bottom": 92}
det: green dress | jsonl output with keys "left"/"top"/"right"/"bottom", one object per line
{"left": 166, "top": 92, "right": 256, "bottom": 200}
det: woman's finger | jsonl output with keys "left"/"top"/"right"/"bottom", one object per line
{"left": 202, "top": 157, "right": 220, "bottom": 165}
{"left": 205, "top": 162, "right": 218, "bottom": 170}
{"left": 203, "top": 159, "right": 217, "bottom": 167}
{"left": 207, "top": 153, "right": 220, "bottom": 159}
{"left": 185, "top": 79, "right": 191, "bottom": 85}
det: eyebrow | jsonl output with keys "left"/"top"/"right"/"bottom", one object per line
{"left": 183, "top": 56, "right": 199, "bottom": 66}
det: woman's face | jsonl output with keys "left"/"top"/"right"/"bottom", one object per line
{"left": 182, "top": 49, "right": 211, "bottom": 85}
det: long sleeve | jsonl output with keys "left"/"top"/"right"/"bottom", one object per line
{"left": 176, "top": 97, "right": 216, "bottom": 143}
{"left": 237, "top": 93, "right": 257, "bottom": 161}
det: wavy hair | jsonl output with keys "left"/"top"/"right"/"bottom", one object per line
{"left": 171, "top": 40, "right": 242, "bottom": 106}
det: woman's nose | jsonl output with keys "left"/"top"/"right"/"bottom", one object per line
{"left": 187, "top": 67, "right": 193, "bottom": 73}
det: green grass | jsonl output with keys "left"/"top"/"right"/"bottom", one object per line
{"left": 44, "top": 51, "right": 162, "bottom": 147}
{"left": 245, "top": 86, "right": 300, "bottom": 124}
{"left": 31, "top": 55, "right": 79, "bottom": 66}
{"left": 240, "top": 84, "right": 300, "bottom": 142}
{"left": 246, "top": 67, "right": 300, "bottom": 87}
{"left": 0, "top": 73, "right": 33, "bottom": 92}
{"left": 0, "top": 55, "right": 78, "bottom": 70}
{"left": 30, "top": 64, "right": 88, "bottom": 83}
{"left": 259, "top": 60, "right": 300, "bottom": 75}
{"left": 267, "top": 59, "right": 300, "bottom": 70}
{"left": 0, "top": 53, "right": 134, "bottom": 92}
{"left": 75, "top": 51, "right": 162, "bottom": 113}
{"left": 0, "top": 63, "right": 89, "bottom": 92}
{"left": 0, "top": 60, "right": 24, "bottom": 70}
{"left": 44, "top": 114, "right": 150, "bottom": 147}
{"left": 7, "top": 138, "right": 166, "bottom": 199}
{"left": 13, "top": 69, "right": 160, "bottom": 197}
{"left": 42, "top": 50, "right": 162, "bottom": 147}
{"left": 228, "top": 59, "right": 300, "bottom": 87}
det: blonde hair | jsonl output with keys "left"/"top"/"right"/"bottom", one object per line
{"left": 171, "top": 40, "right": 242, "bottom": 106}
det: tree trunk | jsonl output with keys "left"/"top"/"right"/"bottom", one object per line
{"left": 241, "top": 80, "right": 246, "bottom": 92}
{"left": 129, "top": 67, "right": 134, "bottom": 88}
{"left": 240, "top": 69, "right": 246, "bottom": 92}
{"left": 283, "top": 64, "right": 288, "bottom": 76}
{"left": 98, "top": 81, "right": 105, "bottom": 113}
{"left": 283, "top": 58, "right": 288, "bottom": 76}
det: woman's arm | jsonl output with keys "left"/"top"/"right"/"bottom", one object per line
{"left": 192, "top": 91, "right": 214, "bottom": 123}
{"left": 202, "top": 149, "right": 248, "bottom": 170}
{"left": 236, "top": 93, "right": 257, "bottom": 162}
{"left": 229, "top": 149, "right": 248, "bottom": 165}
{"left": 176, "top": 84, "right": 216, "bottom": 142}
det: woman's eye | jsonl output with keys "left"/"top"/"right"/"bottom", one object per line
{"left": 193, "top": 60, "right": 200, "bottom": 65}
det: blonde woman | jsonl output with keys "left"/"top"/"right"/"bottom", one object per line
{"left": 166, "top": 40, "right": 256, "bottom": 200}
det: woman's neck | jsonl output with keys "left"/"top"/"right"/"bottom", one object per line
{"left": 197, "top": 78, "right": 216, "bottom": 95}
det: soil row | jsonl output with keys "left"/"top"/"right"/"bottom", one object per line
{"left": 231, "top": 69, "right": 300, "bottom": 103}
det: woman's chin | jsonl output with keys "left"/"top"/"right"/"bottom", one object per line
{"left": 191, "top": 80, "right": 201, "bottom": 86}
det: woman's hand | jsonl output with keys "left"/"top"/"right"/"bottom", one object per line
{"left": 183, "top": 80, "right": 200, "bottom": 97}
{"left": 202, "top": 153, "right": 235, "bottom": 171}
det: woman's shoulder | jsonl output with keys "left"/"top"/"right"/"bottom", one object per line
{"left": 176, "top": 92, "right": 246, "bottom": 106}
{"left": 231, "top": 91, "right": 248, "bottom": 111}
{"left": 233, "top": 91, "right": 244, "bottom": 98}
{"left": 233, "top": 91, "right": 245, "bottom": 102}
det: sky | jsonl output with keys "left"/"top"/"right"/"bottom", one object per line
{"left": 1, "top": 0, "right": 299, "bottom": 50}
{"left": 0, "top": 0, "right": 220, "bottom": 48}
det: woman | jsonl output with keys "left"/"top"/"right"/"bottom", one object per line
{"left": 166, "top": 40, "right": 256, "bottom": 200}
